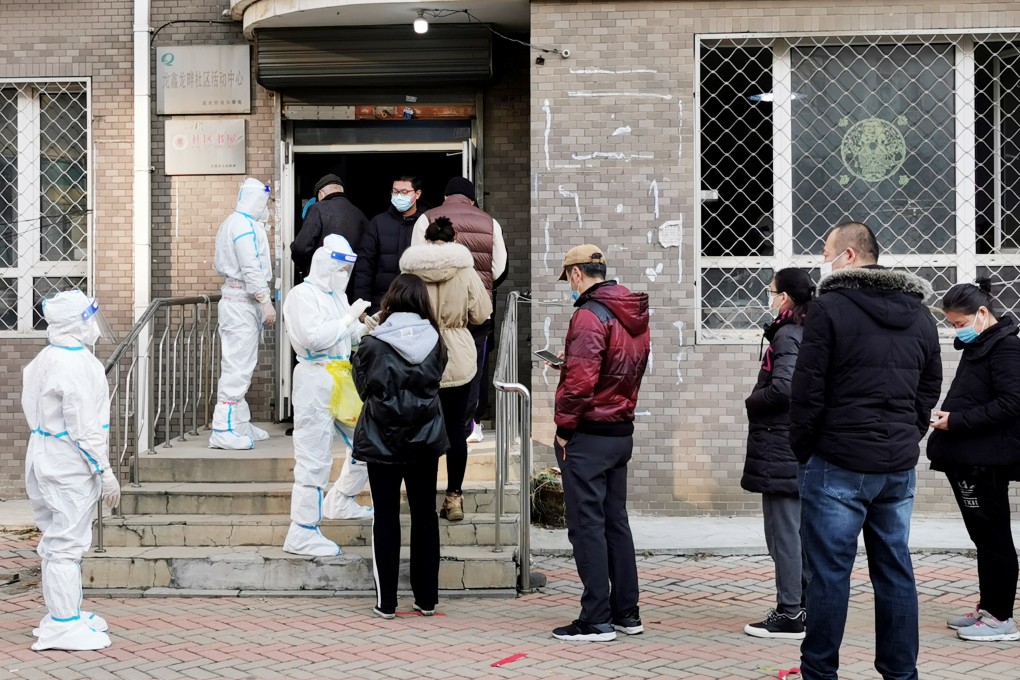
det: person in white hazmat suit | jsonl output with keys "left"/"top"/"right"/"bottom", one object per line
{"left": 283, "top": 234, "right": 374, "bottom": 557}
{"left": 22, "top": 290, "right": 121, "bottom": 651}
{"left": 210, "top": 177, "right": 277, "bottom": 450}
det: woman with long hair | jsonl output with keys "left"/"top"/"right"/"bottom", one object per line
{"left": 399, "top": 217, "right": 492, "bottom": 522}
{"left": 352, "top": 273, "right": 449, "bottom": 619}
{"left": 742, "top": 267, "right": 815, "bottom": 640}
{"left": 929, "top": 279, "right": 1020, "bottom": 642}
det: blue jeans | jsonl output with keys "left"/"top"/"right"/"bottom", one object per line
{"left": 798, "top": 456, "right": 918, "bottom": 680}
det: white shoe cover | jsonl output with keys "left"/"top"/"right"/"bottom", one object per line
{"left": 467, "top": 422, "right": 484, "bottom": 443}
{"left": 31, "top": 617, "right": 111, "bottom": 651}
{"left": 323, "top": 490, "right": 373, "bottom": 520}
{"left": 242, "top": 422, "right": 270, "bottom": 442}
{"left": 33, "top": 611, "right": 107, "bottom": 637}
{"left": 209, "top": 429, "right": 254, "bottom": 450}
{"left": 282, "top": 522, "right": 342, "bottom": 557}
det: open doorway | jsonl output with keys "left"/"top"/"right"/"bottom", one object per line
{"left": 294, "top": 151, "right": 465, "bottom": 236}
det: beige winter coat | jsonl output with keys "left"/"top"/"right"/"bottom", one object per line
{"left": 399, "top": 242, "right": 492, "bottom": 388}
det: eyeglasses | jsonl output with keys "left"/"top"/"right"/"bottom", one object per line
{"left": 391, "top": 188, "right": 417, "bottom": 196}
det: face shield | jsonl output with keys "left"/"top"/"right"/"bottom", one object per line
{"left": 80, "top": 299, "right": 115, "bottom": 345}
{"left": 329, "top": 250, "right": 358, "bottom": 291}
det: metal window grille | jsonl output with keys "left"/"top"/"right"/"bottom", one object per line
{"left": 0, "top": 80, "right": 90, "bottom": 333}
{"left": 696, "top": 33, "right": 1020, "bottom": 341}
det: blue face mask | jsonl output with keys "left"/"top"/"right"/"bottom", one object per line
{"left": 391, "top": 194, "right": 414, "bottom": 213}
{"left": 566, "top": 279, "right": 580, "bottom": 302}
{"left": 955, "top": 324, "right": 980, "bottom": 343}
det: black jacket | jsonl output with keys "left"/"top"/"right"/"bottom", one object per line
{"left": 790, "top": 266, "right": 942, "bottom": 473}
{"left": 927, "top": 315, "right": 1020, "bottom": 471}
{"left": 290, "top": 193, "right": 369, "bottom": 283}
{"left": 351, "top": 332, "right": 448, "bottom": 465}
{"left": 352, "top": 204, "right": 424, "bottom": 313}
{"left": 742, "top": 314, "right": 804, "bottom": 495}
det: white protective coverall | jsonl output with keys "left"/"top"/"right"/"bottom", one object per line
{"left": 23, "top": 290, "right": 121, "bottom": 651}
{"left": 282, "top": 234, "right": 373, "bottom": 557}
{"left": 210, "top": 177, "right": 275, "bottom": 450}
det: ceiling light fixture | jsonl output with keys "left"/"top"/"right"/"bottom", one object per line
{"left": 413, "top": 10, "right": 429, "bottom": 34}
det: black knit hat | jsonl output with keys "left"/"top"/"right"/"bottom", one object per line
{"left": 314, "top": 174, "right": 344, "bottom": 195}
{"left": 444, "top": 177, "right": 476, "bottom": 201}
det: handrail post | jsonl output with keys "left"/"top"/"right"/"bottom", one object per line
{"left": 493, "top": 388, "right": 505, "bottom": 553}
{"left": 518, "top": 386, "right": 532, "bottom": 592}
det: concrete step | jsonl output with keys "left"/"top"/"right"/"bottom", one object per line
{"left": 117, "top": 481, "right": 521, "bottom": 516}
{"left": 100, "top": 513, "right": 521, "bottom": 548}
{"left": 140, "top": 424, "right": 516, "bottom": 485}
{"left": 82, "top": 545, "right": 518, "bottom": 592}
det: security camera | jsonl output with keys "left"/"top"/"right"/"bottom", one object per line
{"left": 560, "top": 49, "right": 571, "bottom": 59}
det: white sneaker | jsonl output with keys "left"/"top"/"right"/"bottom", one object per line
{"left": 34, "top": 611, "right": 108, "bottom": 637}
{"left": 466, "top": 422, "right": 484, "bottom": 443}
{"left": 282, "top": 523, "right": 342, "bottom": 557}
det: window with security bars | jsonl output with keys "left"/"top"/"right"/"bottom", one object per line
{"left": 0, "top": 80, "right": 90, "bottom": 333}
{"left": 697, "top": 34, "right": 1020, "bottom": 341}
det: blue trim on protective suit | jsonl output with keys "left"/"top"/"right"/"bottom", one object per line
{"left": 76, "top": 444, "right": 103, "bottom": 474}
{"left": 51, "top": 344, "right": 84, "bottom": 351}
{"left": 51, "top": 614, "right": 81, "bottom": 623}
{"left": 32, "top": 427, "right": 68, "bottom": 438}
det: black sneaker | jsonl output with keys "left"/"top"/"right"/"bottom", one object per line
{"left": 372, "top": 605, "right": 395, "bottom": 620}
{"left": 613, "top": 608, "right": 644, "bottom": 635}
{"left": 744, "top": 608, "right": 806, "bottom": 640}
{"left": 413, "top": 603, "right": 435, "bottom": 617}
{"left": 552, "top": 620, "right": 617, "bottom": 641}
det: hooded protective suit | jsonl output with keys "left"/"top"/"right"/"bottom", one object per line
{"left": 23, "top": 290, "right": 120, "bottom": 651}
{"left": 210, "top": 178, "right": 274, "bottom": 450}
{"left": 282, "top": 234, "right": 373, "bottom": 556}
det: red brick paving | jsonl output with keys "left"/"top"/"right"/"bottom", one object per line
{"left": 1, "top": 532, "right": 1017, "bottom": 678}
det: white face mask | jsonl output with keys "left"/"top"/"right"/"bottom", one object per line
{"left": 820, "top": 251, "right": 848, "bottom": 279}
{"left": 331, "top": 268, "right": 351, "bottom": 292}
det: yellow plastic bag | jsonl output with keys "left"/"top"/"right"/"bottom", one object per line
{"left": 325, "top": 359, "right": 363, "bottom": 427}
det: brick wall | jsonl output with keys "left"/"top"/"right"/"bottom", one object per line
{"left": 0, "top": 1, "right": 134, "bottom": 496}
{"left": 529, "top": 0, "right": 1020, "bottom": 514}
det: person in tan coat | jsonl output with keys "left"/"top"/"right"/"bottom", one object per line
{"left": 399, "top": 217, "right": 492, "bottom": 521}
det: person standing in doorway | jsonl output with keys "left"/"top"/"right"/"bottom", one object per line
{"left": 412, "top": 177, "right": 507, "bottom": 444}
{"left": 209, "top": 178, "right": 276, "bottom": 450}
{"left": 928, "top": 280, "right": 1020, "bottom": 642}
{"left": 353, "top": 274, "right": 448, "bottom": 619}
{"left": 353, "top": 175, "right": 426, "bottom": 313}
{"left": 547, "top": 244, "right": 650, "bottom": 642}
{"left": 741, "top": 268, "right": 815, "bottom": 640}
{"left": 790, "top": 222, "right": 942, "bottom": 680}
{"left": 400, "top": 217, "right": 491, "bottom": 523}
{"left": 291, "top": 174, "right": 369, "bottom": 287}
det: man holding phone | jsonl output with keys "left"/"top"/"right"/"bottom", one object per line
{"left": 548, "top": 244, "right": 651, "bottom": 642}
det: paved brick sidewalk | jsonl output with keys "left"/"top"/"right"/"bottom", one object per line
{"left": 0, "top": 531, "right": 1014, "bottom": 679}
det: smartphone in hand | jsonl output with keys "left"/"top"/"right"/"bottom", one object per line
{"left": 533, "top": 349, "right": 564, "bottom": 366}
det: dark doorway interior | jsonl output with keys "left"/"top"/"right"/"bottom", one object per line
{"left": 294, "top": 151, "right": 465, "bottom": 230}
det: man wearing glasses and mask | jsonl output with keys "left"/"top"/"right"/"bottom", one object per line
{"left": 353, "top": 176, "right": 427, "bottom": 314}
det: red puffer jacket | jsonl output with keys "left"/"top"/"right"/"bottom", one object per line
{"left": 555, "top": 281, "right": 650, "bottom": 440}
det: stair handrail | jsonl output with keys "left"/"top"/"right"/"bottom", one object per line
{"left": 96, "top": 293, "right": 221, "bottom": 553}
{"left": 492, "top": 290, "right": 534, "bottom": 591}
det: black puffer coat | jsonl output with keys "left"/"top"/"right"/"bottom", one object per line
{"left": 741, "top": 313, "right": 803, "bottom": 495}
{"left": 352, "top": 313, "right": 449, "bottom": 465}
{"left": 352, "top": 204, "right": 425, "bottom": 313}
{"left": 790, "top": 266, "right": 942, "bottom": 473}
{"left": 927, "top": 315, "right": 1020, "bottom": 471}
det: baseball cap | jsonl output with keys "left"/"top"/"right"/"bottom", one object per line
{"left": 558, "top": 244, "right": 606, "bottom": 281}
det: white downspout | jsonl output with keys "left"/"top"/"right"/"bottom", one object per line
{"left": 133, "top": 0, "right": 153, "bottom": 458}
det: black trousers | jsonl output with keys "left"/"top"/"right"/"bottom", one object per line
{"left": 554, "top": 431, "right": 640, "bottom": 624}
{"left": 465, "top": 318, "right": 494, "bottom": 427}
{"left": 439, "top": 383, "right": 472, "bottom": 493}
{"left": 945, "top": 466, "right": 1018, "bottom": 621}
{"left": 367, "top": 460, "right": 440, "bottom": 612}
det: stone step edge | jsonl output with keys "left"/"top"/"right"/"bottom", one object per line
{"left": 103, "top": 513, "right": 520, "bottom": 526}
{"left": 82, "top": 588, "right": 519, "bottom": 599}
{"left": 118, "top": 482, "right": 521, "bottom": 494}
{"left": 87, "top": 545, "right": 519, "bottom": 560}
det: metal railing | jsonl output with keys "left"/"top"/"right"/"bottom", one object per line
{"left": 95, "top": 294, "right": 221, "bottom": 552}
{"left": 492, "top": 290, "right": 534, "bottom": 591}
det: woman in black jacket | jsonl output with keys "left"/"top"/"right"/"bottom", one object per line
{"left": 742, "top": 268, "right": 814, "bottom": 640}
{"left": 353, "top": 273, "right": 449, "bottom": 619}
{"left": 929, "top": 280, "right": 1020, "bottom": 642}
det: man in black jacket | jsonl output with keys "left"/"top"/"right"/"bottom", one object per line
{"left": 353, "top": 175, "right": 425, "bottom": 313}
{"left": 290, "top": 174, "right": 369, "bottom": 287}
{"left": 790, "top": 222, "right": 941, "bottom": 680}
